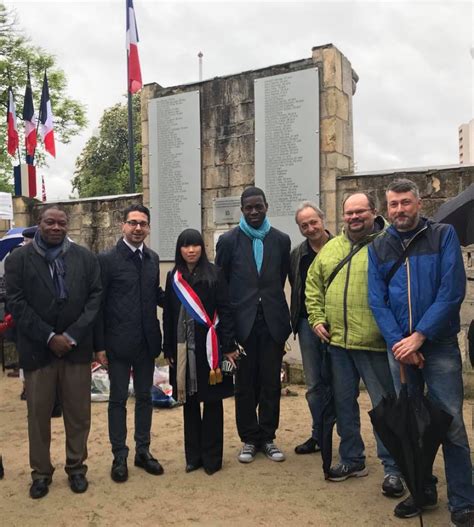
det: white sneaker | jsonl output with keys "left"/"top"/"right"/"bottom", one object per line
{"left": 262, "top": 442, "right": 286, "bottom": 462}
{"left": 238, "top": 443, "right": 257, "bottom": 463}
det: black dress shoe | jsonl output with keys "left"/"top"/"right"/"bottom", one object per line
{"left": 134, "top": 452, "right": 164, "bottom": 475}
{"left": 204, "top": 466, "right": 221, "bottom": 476}
{"left": 111, "top": 457, "right": 128, "bottom": 483}
{"left": 294, "top": 437, "right": 321, "bottom": 455}
{"left": 30, "top": 477, "right": 52, "bottom": 499}
{"left": 185, "top": 462, "right": 202, "bottom": 473}
{"left": 68, "top": 473, "right": 88, "bottom": 494}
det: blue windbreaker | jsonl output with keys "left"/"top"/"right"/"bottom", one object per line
{"left": 368, "top": 219, "right": 466, "bottom": 351}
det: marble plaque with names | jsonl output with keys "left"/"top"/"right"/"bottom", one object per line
{"left": 254, "top": 68, "right": 320, "bottom": 247}
{"left": 148, "top": 90, "right": 201, "bottom": 260}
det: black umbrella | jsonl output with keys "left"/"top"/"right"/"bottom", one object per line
{"left": 433, "top": 183, "right": 474, "bottom": 246}
{"left": 314, "top": 343, "right": 336, "bottom": 479}
{"left": 468, "top": 320, "right": 474, "bottom": 368}
{"left": 369, "top": 365, "right": 452, "bottom": 526}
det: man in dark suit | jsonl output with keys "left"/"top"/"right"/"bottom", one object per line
{"left": 5, "top": 205, "right": 102, "bottom": 499}
{"left": 95, "top": 204, "right": 164, "bottom": 483}
{"left": 215, "top": 187, "right": 291, "bottom": 463}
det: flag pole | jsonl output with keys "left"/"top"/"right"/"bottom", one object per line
{"left": 127, "top": 82, "right": 135, "bottom": 193}
{"left": 126, "top": 0, "right": 135, "bottom": 194}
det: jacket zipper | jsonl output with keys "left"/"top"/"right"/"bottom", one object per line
{"left": 407, "top": 258, "right": 412, "bottom": 334}
{"left": 343, "top": 257, "right": 352, "bottom": 347}
{"left": 398, "top": 225, "right": 427, "bottom": 334}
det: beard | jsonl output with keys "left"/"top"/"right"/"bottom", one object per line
{"left": 392, "top": 214, "right": 418, "bottom": 231}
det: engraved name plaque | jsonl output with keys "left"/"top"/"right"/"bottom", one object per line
{"left": 254, "top": 68, "right": 320, "bottom": 247}
{"left": 148, "top": 90, "right": 201, "bottom": 260}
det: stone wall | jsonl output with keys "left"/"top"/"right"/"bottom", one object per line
{"left": 6, "top": 193, "right": 144, "bottom": 253}
{"left": 141, "top": 44, "right": 357, "bottom": 255}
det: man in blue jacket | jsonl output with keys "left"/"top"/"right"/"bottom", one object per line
{"left": 368, "top": 179, "right": 474, "bottom": 526}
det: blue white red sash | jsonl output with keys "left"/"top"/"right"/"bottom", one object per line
{"left": 172, "top": 270, "right": 221, "bottom": 379}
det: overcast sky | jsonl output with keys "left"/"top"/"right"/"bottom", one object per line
{"left": 6, "top": 0, "right": 474, "bottom": 200}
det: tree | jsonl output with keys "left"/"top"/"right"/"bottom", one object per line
{"left": 0, "top": 3, "right": 87, "bottom": 192}
{"left": 72, "top": 95, "right": 141, "bottom": 197}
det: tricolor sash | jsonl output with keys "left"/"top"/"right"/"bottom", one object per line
{"left": 172, "top": 270, "right": 222, "bottom": 384}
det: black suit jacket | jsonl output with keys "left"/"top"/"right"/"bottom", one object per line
{"left": 5, "top": 242, "right": 102, "bottom": 371}
{"left": 95, "top": 239, "right": 163, "bottom": 360}
{"left": 215, "top": 226, "right": 291, "bottom": 345}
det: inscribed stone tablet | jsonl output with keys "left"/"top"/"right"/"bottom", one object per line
{"left": 254, "top": 68, "right": 320, "bottom": 247}
{"left": 148, "top": 90, "right": 201, "bottom": 260}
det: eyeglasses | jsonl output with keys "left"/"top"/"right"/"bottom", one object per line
{"left": 125, "top": 220, "right": 149, "bottom": 228}
{"left": 343, "top": 208, "right": 373, "bottom": 218}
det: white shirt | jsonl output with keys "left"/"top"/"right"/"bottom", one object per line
{"left": 122, "top": 237, "right": 143, "bottom": 257}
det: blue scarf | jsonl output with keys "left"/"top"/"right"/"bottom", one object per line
{"left": 239, "top": 216, "right": 271, "bottom": 273}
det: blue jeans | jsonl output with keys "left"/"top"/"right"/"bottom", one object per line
{"left": 297, "top": 318, "right": 324, "bottom": 439}
{"left": 387, "top": 338, "right": 474, "bottom": 512}
{"left": 329, "top": 345, "right": 400, "bottom": 476}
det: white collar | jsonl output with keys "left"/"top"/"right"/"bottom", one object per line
{"left": 122, "top": 237, "right": 144, "bottom": 254}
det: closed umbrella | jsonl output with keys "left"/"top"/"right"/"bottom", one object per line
{"left": 369, "top": 365, "right": 452, "bottom": 527}
{"left": 314, "top": 343, "right": 337, "bottom": 479}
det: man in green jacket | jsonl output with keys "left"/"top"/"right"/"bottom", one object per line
{"left": 306, "top": 192, "right": 404, "bottom": 497}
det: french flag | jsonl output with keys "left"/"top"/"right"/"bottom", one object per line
{"left": 13, "top": 164, "right": 37, "bottom": 199}
{"left": 126, "top": 0, "right": 142, "bottom": 94}
{"left": 39, "top": 72, "right": 56, "bottom": 158}
{"left": 7, "top": 87, "right": 19, "bottom": 157}
{"left": 23, "top": 69, "right": 37, "bottom": 157}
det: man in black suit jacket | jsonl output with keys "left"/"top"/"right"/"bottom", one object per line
{"left": 5, "top": 205, "right": 102, "bottom": 499}
{"left": 95, "top": 204, "right": 164, "bottom": 483}
{"left": 215, "top": 187, "right": 291, "bottom": 463}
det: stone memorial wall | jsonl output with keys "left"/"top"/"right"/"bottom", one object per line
{"left": 141, "top": 44, "right": 358, "bottom": 255}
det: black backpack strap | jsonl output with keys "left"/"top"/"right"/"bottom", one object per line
{"left": 384, "top": 232, "right": 424, "bottom": 286}
{"left": 325, "top": 241, "right": 368, "bottom": 291}
{"left": 384, "top": 247, "right": 411, "bottom": 286}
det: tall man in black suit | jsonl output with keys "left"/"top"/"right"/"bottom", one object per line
{"left": 95, "top": 204, "right": 164, "bottom": 482}
{"left": 215, "top": 187, "right": 291, "bottom": 463}
{"left": 6, "top": 205, "right": 102, "bottom": 499}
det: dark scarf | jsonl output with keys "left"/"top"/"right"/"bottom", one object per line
{"left": 32, "top": 231, "right": 71, "bottom": 300}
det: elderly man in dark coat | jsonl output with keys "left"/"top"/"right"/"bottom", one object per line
{"left": 95, "top": 204, "right": 164, "bottom": 483}
{"left": 5, "top": 205, "right": 102, "bottom": 499}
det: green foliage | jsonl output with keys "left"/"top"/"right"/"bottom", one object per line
{"left": 0, "top": 3, "right": 87, "bottom": 192}
{"left": 72, "top": 95, "right": 142, "bottom": 197}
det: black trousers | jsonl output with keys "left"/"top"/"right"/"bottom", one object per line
{"left": 108, "top": 354, "right": 155, "bottom": 458}
{"left": 235, "top": 311, "right": 284, "bottom": 445}
{"left": 183, "top": 395, "right": 223, "bottom": 471}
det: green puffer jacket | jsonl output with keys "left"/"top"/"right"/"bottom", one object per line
{"left": 306, "top": 216, "right": 387, "bottom": 352}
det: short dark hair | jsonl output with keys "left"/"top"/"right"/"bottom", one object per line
{"left": 123, "top": 204, "right": 150, "bottom": 223}
{"left": 342, "top": 192, "right": 376, "bottom": 212}
{"left": 174, "top": 228, "right": 216, "bottom": 283}
{"left": 37, "top": 205, "right": 69, "bottom": 222}
{"left": 241, "top": 186, "right": 267, "bottom": 206}
{"left": 386, "top": 178, "right": 420, "bottom": 198}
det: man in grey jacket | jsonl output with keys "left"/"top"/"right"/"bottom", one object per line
{"left": 289, "top": 201, "right": 331, "bottom": 455}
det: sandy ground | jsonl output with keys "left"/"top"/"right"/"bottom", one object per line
{"left": 0, "top": 373, "right": 472, "bottom": 527}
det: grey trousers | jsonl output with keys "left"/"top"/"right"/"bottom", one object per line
{"left": 25, "top": 358, "right": 91, "bottom": 481}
